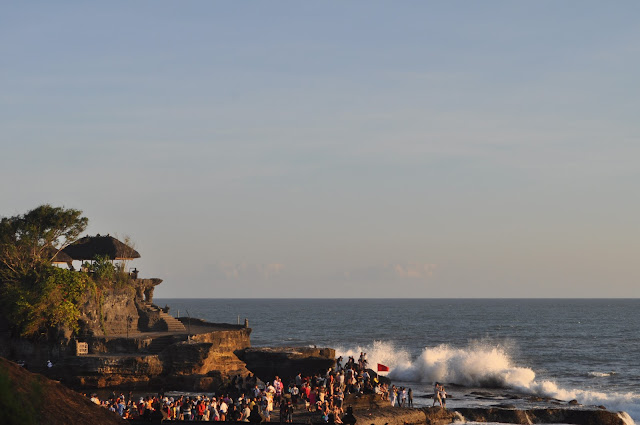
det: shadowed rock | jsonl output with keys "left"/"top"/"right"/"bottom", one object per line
{"left": 237, "top": 346, "right": 335, "bottom": 382}
{"left": 455, "top": 406, "right": 628, "bottom": 425}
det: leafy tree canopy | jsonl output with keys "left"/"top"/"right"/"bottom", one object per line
{"left": 0, "top": 205, "right": 89, "bottom": 336}
{"left": 0, "top": 204, "right": 87, "bottom": 283}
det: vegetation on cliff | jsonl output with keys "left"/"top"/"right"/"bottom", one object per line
{"left": 0, "top": 205, "right": 134, "bottom": 337}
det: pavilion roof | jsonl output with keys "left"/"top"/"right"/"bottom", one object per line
{"left": 62, "top": 234, "right": 140, "bottom": 260}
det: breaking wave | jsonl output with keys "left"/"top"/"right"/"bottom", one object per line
{"left": 336, "top": 341, "right": 639, "bottom": 424}
{"left": 588, "top": 371, "right": 617, "bottom": 378}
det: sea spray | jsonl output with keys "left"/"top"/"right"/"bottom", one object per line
{"left": 619, "top": 412, "right": 637, "bottom": 425}
{"left": 337, "top": 340, "right": 533, "bottom": 387}
{"left": 336, "top": 340, "right": 640, "bottom": 422}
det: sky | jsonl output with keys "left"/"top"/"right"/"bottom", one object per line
{"left": 1, "top": 2, "right": 639, "bottom": 298}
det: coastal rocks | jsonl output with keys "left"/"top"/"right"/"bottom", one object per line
{"left": 293, "top": 395, "right": 457, "bottom": 425}
{"left": 335, "top": 395, "right": 457, "bottom": 425}
{"left": 237, "top": 346, "right": 336, "bottom": 382}
{"left": 348, "top": 401, "right": 630, "bottom": 425}
{"left": 455, "top": 407, "right": 628, "bottom": 425}
{"left": 161, "top": 338, "right": 250, "bottom": 377}
{"left": 455, "top": 407, "right": 533, "bottom": 424}
{"left": 356, "top": 407, "right": 452, "bottom": 425}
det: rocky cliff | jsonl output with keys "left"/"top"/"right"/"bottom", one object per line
{"left": 1, "top": 274, "right": 341, "bottom": 394}
{"left": 77, "top": 278, "right": 163, "bottom": 337}
{"left": 51, "top": 324, "right": 253, "bottom": 391}
{"left": 237, "top": 346, "right": 336, "bottom": 382}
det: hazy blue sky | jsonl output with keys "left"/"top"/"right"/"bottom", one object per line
{"left": 2, "top": 2, "right": 639, "bottom": 298}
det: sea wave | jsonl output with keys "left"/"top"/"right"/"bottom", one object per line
{"left": 336, "top": 341, "right": 639, "bottom": 424}
{"left": 588, "top": 371, "right": 617, "bottom": 378}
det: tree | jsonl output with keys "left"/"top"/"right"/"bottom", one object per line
{"left": 0, "top": 205, "right": 89, "bottom": 336}
{"left": 0, "top": 204, "right": 87, "bottom": 284}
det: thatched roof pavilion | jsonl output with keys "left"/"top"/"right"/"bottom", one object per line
{"left": 62, "top": 234, "right": 140, "bottom": 261}
{"left": 50, "top": 249, "right": 73, "bottom": 264}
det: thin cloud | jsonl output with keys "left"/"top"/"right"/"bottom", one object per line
{"left": 342, "top": 262, "right": 437, "bottom": 281}
{"left": 391, "top": 262, "right": 437, "bottom": 279}
{"left": 216, "top": 262, "right": 285, "bottom": 280}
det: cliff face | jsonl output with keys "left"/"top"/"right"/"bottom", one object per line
{"left": 53, "top": 328, "right": 253, "bottom": 391}
{"left": 77, "top": 278, "right": 163, "bottom": 337}
{"left": 161, "top": 329, "right": 252, "bottom": 379}
{"left": 78, "top": 289, "right": 139, "bottom": 336}
{"left": 237, "top": 346, "right": 336, "bottom": 382}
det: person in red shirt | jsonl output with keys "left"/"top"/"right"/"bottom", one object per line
{"left": 197, "top": 400, "right": 206, "bottom": 420}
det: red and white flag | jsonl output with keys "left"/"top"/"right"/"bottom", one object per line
{"left": 377, "top": 363, "right": 390, "bottom": 372}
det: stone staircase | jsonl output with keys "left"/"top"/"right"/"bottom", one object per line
{"left": 159, "top": 310, "right": 187, "bottom": 332}
{"left": 146, "top": 335, "right": 178, "bottom": 354}
{"left": 142, "top": 302, "right": 187, "bottom": 332}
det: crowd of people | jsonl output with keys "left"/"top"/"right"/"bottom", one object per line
{"left": 87, "top": 352, "right": 443, "bottom": 422}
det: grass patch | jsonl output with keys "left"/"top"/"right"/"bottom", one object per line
{"left": 0, "top": 365, "right": 42, "bottom": 425}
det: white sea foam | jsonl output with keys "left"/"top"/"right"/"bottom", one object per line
{"left": 336, "top": 341, "right": 639, "bottom": 424}
{"left": 588, "top": 371, "right": 617, "bottom": 377}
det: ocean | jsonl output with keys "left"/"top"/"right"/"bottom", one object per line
{"left": 155, "top": 298, "right": 639, "bottom": 424}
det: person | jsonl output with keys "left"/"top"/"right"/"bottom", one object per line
{"left": 182, "top": 399, "right": 193, "bottom": 421}
{"left": 274, "top": 376, "right": 283, "bottom": 397}
{"left": 230, "top": 404, "right": 242, "bottom": 421}
{"left": 432, "top": 383, "right": 442, "bottom": 407}
{"left": 248, "top": 405, "right": 263, "bottom": 423}
{"left": 335, "top": 387, "right": 344, "bottom": 410}
{"left": 400, "top": 387, "right": 407, "bottom": 407}
{"left": 116, "top": 398, "right": 126, "bottom": 416}
{"left": 439, "top": 384, "right": 447, "bottom": 408}
{"left": 261, "top": 397, "right": 271, "bottom": 422}
{"left": 242, "top": 403, "right": 251, "bottom": 422}
{"left": 219, "top": 397, "right": 228, "bottom": 421}
{"left": 390, "top": 385, "right": 397, "bottom": 407}
{"left": 341, "top": 406, "right": 357, "bottom": 425}
{"left": 286, "top": 401, "right": 294, "bottom": 423}
{"left": 407, "top": 388, "right": 413, "bottom": 407}
{"left": 197, "top": 400, "right": 207, "bottom": 420}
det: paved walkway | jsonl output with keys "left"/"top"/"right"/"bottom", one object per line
{"left": 94, "top": 321, "right": 246, "bottom": 339}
